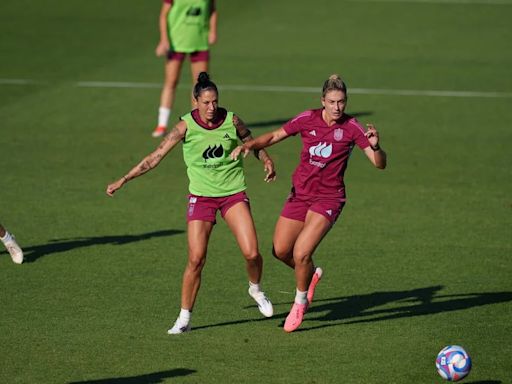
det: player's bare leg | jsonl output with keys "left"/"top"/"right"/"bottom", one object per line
{"left": 168, "top": 220, "right": 213, "bottom": 334}
{"left": 272, "top": 216, "right": 304, "bottom": 268}
{"left": 224, "top": 202, "right": 273, "bottom": 317}
{"left": 190, "top": 61, "right": 208, "bottom": 108}
{"left": 284, "top": 211, "right": 330, "bottom": 332}
{"left": 154, "top": 59, "right": 184, "bottom": 137}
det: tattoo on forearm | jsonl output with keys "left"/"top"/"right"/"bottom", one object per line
{"left": 258, "top": 150, "right": 270, "bottom": 162}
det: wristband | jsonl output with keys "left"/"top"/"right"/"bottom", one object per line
{"left": 371, "top": 144, "right": 381, "bottom": 152}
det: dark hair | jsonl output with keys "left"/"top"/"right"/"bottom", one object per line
{"left": 193, "top": 72, "right": 218, "bottom": 99}
{"left": 322, "top": 74, "right": 347, "bottom": 98}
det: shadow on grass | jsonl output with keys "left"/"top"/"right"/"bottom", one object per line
{"left": 194, "top": 286, "right": 512, "bottom": 332}
{"left": 68, "top": 368, "right": 196, "bottom": 384}
{"left": 298, "top": 286, "right": 512, "bottom": 331}
{"left": 245, "top": 112, "right": 373, "bottom": 129}
{"left": 464, "top": 381, "right": 502, "bottom": 384}
{"left": 0, "top": 229, "right": 184, "bottom": 263}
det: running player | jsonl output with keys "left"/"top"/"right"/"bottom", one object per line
{"left": 231, "top": 74, "right": 387, "bottom": 332}
{"left": 107, "top": 72, "right": 275, "bottom": 334}
{"left": 153, "top": 0, "right": 217, "bottom": 137}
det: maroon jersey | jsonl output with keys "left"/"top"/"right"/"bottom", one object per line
{"left": 283, "top": 109, "right": 371, "bottom": 200}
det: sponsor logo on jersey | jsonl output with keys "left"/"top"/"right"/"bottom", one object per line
{"left": 186, "top": 7, "right": 202, "bottom": 16}
{"left": 308, "top": 142, "right": 332, "bottom": 169}
{"left": 334, "top": 128, "right": 343, "bottom": 141}
{"left": 309, "top": 142, "right": 332, "bottom": 158}
{"left": 202, "top": 144, "right": 224, "bottom": 161}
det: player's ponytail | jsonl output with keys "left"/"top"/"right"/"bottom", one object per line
{"left": 193, "top": 72, "right": 218, "bottom": 99}
{"left": 322, "top": 74, "right": 347, "bottom": 98}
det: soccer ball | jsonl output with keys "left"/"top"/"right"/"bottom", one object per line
{"left": 436, "top": 345, "right": 472, "bottom": 381}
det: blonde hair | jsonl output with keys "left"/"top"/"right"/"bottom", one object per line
{"left": 322, "top": 74, "right": 347, "bottom": 98}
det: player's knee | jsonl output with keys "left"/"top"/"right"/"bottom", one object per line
{"left": 243, "top": 250, "right": 261, "bottom": 263}
{"left": 164, "top": 78, "right": 178, "bottom": 89}
{"left": 293, "top": 250, "right": 312, "bottom": 266}
{"left": 272, "top": 245, "right": 288, "bottom": 260}
{"left": 187, "top": 254, "right": 206, "bottom": 272}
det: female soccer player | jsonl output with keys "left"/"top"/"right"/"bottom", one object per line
{"left": 231, "top": 74, "right": 387, "bottom": 332}
{"left": 107, "top": 72, "right": 275, "bottom": 334}
{"left": 152, "top": 0, "right": 217, "bottom": 137}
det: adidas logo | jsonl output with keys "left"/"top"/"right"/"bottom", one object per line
{"left": 309, "top": 130, "right": 317, "bottom": 136}
{"left": 223, "top": 133, "right": 231, "bottom": 140}
{"left": 326, "top": 209, "right": 332, "bottom": 216}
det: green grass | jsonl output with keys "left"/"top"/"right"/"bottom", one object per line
{"left": 1, "top": 0, "right": 511, "bottom": 383}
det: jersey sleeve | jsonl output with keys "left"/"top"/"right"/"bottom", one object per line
{"left": 283, "top": 110, "right": 313, "bottom": 136}
{"left": 350, "top": 118, "right": 371, "bottom": 149}
{"left": 164, "top": 0, "right": 172, "bottom": 4}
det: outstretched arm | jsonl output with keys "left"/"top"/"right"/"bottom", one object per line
{"left": 233, "top": 115, "right": 277, "bottom": 182}
{"left": 230, "top": 125, "right": 289, "bottom": 160}
{"left": 106, "top": 121, "right": 187, "bottom": 196}
{"left": 362, "top": 123, "right": 387, "bottom": 169}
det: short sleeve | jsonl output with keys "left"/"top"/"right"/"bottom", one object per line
{"left": 350, "top": 119, "right": 371, "bottom": 149}
{"left": 283, "top": 110, "right": 313, "bottom": 136}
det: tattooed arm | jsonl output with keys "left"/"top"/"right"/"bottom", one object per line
{"left": 106, "top": 121, "right": 187, "bottom": 196}
{"left": 233, "top": 114, "right": 276, "bottom": 182}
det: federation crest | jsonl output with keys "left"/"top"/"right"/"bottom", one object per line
{"left": 334, "top": 128, "right": 343, "bottom": 141}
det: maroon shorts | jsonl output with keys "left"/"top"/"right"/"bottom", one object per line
{"left": 167, "top": 50, "right": 209, "bottom": 63}
{"left": 280, "top": 192, "right": 345, "bottom": 225}
{"left": 187, "top": 191, "right": 250, "bottom": 224}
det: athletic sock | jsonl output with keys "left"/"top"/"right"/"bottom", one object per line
{"left": 178, "top": 308, "right": 191, "bottom": 324}
{"left": 1, "top": 231, "right": 12, "bottom": 244}
{"left": 158, "top": 107, "right": 171, "bottom": 127}
{"left": 249, "top": 281, "right": 261, "bottom": 296}
{"left": 294, "top": 289, "right": 308, "bottom": 305}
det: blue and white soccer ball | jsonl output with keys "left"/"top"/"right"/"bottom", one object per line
{"left": 436, "top": 345, "right": 472, "bottom": 381}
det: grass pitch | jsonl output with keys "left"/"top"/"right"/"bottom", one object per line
{"left": 1, "top": 0, "right": 511, "bottom": 383}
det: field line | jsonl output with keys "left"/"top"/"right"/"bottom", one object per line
{"left": 2, "top": 78, "right": 512, "bottom": 98}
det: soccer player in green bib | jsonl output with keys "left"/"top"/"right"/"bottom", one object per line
{"left": 153, "top": 0, "right": 218, "bottom": 138}
{"left": 107, "top": 73, "right": 276, "bottom": 334}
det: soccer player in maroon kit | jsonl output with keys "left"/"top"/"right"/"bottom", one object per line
{"left": 231, "top": 74, "right": 387, "bottom": 332}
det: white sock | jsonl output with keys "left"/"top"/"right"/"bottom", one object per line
{"left": 295, "top": 289, "right": 308, "bottom": 305}
{"left": 158, "top": 107, "right": 171, "bottom": 127}
{"left": 249, "top": 281, "right": 261, "bottom": 295}
{"left": 178, "top": 308, "right": 191, "bottom": 324}
{"left": 1, "top": 231, "right": 12, "bottom": 244}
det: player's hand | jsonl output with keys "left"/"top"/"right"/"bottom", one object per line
{"left": 106, "top": 178, "right": 126, "bottom": 197}
{"left": 230, "top": 145, "right": 250, "bottom": 160}
{"left": 263, "top": 159, "right": 276, "bottom": 183}
{"left": 364, "top": 123, "right": 380, "bottom": 147}
{"left": 208, "top": 31, "right": 217, "bottom": 45}
{"left": 155, "top": 40, "right": 170, "bottom": 57}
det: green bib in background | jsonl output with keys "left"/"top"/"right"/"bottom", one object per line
{"left": 168, "top": 0, "right": 211, "bottom": 52}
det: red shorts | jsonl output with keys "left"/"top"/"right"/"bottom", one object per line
{"left": 280, "top": 192, "right": 345, "bottom": 225}
{"left": 167, "top": 50, "right": 209, "bottom": 63}
{"left": 187, "top": 191, "right": 250, "bottom": 224}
